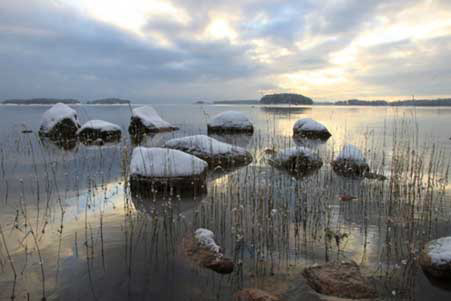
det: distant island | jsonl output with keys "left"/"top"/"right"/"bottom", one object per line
{"left": 213, "top": 100, "right": 258, "bottom": 105}
{"left": 194, "top": 100, "right": 210, "bottom": 104}
{"left": 326, "top": 98, "right": 451, "bottom": 106}
{"left": 2, "top": 98, "right": 80, "bottom": 105}
{"left": 260, "top": 93, "right": 313, "bottom": 105}
{"left": 87, "top": 98, "right": 131, "bottom": 105}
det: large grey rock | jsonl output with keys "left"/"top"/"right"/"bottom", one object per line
{"left": 419, "top": 236, "right": 451, "bottom": 279}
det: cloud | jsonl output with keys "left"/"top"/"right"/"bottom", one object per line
{"left": 0, "top": 0, "right": 450, "bottom": 102}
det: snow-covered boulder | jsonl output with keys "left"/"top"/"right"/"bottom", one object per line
{"left": 419, "top": 236, "right": 451, "bottom": 279}
{"left": 332, "top": 144, "right": 370, "bottom": 177}
{"left": 128, "top": 106, "right": 177, "bottom": 135}
{"left": 77, "top": 120, "right": 121, "bottom": 143}
{"left": 293, "top": 118, "right": 331, "bottom": 139}
{"left": 164, "top": 135, "right": 252, "bottom": 167}
{"left": 207, "top": 111, "right": 254, "bottom": 133}
{"left": 195, "top": 228, "right": 221, "bottom": 253}
{"left": 39, "top": 103, "right": 80, "bottom": 139}
{"left": 268, "top": 147, "right": 323, "bottom": 176}
{"left": 130, "top": 147, "right": 208, "bottom": 193}
{"left": 183, "top": 228, "right": 234, "bottom": 274}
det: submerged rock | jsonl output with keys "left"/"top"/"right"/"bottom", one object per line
{"left": 128, "top": 105, "right": 177, "bottom": 135}
{"left": 77, "top": 120, "right": 121, "bottom": 144}
{"left": 293, "top": 118, "right": 331, "bottom": 139}
{"left": 207, "top": 111, "right": 254, "bottom": 133}
{"left": 184, "top": 228, "right": 234, "bottom": 274}
{"left": 39, "top": 103, "right": 80, "bottom": 139}
{"left": 331, "top": 144, "right": 370, "bottom": 177}
{"left": 164, "top": 135, "right": 252, "bottom": 167}
{"left": 419, "top": 236, "right": 451, "bottom": 279}
{"left": 129, "top": 147, "right": 208, "bottom": 194}
{"left": 268, "top": 147, "right": 323, "bottom": 176}
{"left": 233, "top": 288, "right": 280, "bottom": 301}
{"left": 302, "top": 261, "right": 377, "bottom": 299}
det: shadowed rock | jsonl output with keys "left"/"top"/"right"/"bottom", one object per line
{"left": 77, "top": 120, "right": 121, "bottom": 144}
{"left": 39, "top": 103, "right": 80, "bottom": 140}
{"left": 233, "top": 288, "right": 280, "bottom": 301}
{"left": 293, "top": 118, "right": 331, "bottom": 140}
{"left": 268, "top": 147, "right": 323, "bottom": 177}
{"left": 302, "top": 261, "right": 377, "bottom": 299}
{"left": 332, "top": 144, "right": 370, "bottom": 177}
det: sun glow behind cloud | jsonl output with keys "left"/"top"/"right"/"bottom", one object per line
{"left": 63, "top": 0, "right": 190, "bottom": 36}
{"left": 2, "top": 0, "right": 451, "bottom": 101}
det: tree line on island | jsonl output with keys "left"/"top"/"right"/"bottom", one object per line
{"left": 3, "top": 94, "right": 451, "bottom": 106}
{"left": 204, "top": 93, "right": 451, "bottom": 107}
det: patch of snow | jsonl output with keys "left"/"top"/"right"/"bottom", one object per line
{"left": 208, "top": 111, "right": 253, "bottom": 130}
{"left": 132, "top": 106, "right": 175, "bottom": 129}
{"left": 272, "top": 146, "right": 319, "bottom": 162}
{"left": 130, "top": 147, "right": 208, "bottom": 178}
{"left": 194, "top": 228, "right": 221, "bottom": 253}
{"left": 426, "top": 236, "right": 451, "bottom": 265}
{"left": 336, "top": 144, "right": 367, "bottom": 164}
{"left": 293, "top": 118, "right": 328, "bottom": 132}
{"left": 77, "top": 120, "right": 121, "bottom": 133}
{"left": 40, "top": 103, "right": 79, "bottom": 132}
{"left": 164, "top": 135, "right": 249, "bottom": 157}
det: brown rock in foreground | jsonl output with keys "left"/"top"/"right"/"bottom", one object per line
{"left": 302, "top": 261, "right": 377, "bottom": 299}
{"left": 183, "top": 231, "right": 234, "bottom": 274}
{"left": 233, "top": 288, "right": 280, "bottom": 301}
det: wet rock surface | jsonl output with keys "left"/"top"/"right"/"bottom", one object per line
{"left": 302, "top": 261, "right": 377, "bottom": 299}
{"left": 233, "top": 288, "right": 280, "bottom": 301}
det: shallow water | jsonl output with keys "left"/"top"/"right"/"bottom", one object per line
{"left": 0, "top": 104, "right": 450, "bottom": 300}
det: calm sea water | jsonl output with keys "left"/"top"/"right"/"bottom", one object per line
{"left": 0, "top": 104, "right": 450, "bottom": 300}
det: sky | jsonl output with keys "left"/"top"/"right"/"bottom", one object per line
{"left": 1, "top": 0, "right": 451, "bottom": 103}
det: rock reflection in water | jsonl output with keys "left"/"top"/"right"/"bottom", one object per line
{"left": 40, "top": 136, "right": 79, "bottom": 152}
